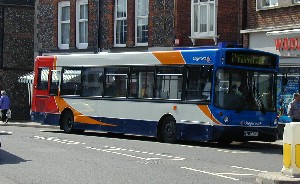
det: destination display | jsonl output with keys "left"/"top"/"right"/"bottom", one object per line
{"left": 225, "top": 51, "right": 277, "bottom": 68}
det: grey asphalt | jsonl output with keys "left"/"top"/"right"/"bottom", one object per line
{"left": 3, "top": 120, "right": 299, "bottom": 183}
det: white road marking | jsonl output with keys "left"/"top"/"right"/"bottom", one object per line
{"left": 34, "top": 135, "right": 85, "bottom": 145}
{"left": 34, "top": 135, "right": 185, "bottom": 161}
{"left": 145, "top": 158, "right": 161, "bottom": 161}
{"left": 171, "top": 157, "right": 186, "bottom": 161}
{"left": 0, "top": 130, "right": 12, "bottom": 134}
{"left": 85, "top": 145, "right": 184, "bottom": 161}
{"left": 216, "top": 173, "right": 254, "bottom": 176}
{"left": 217, "top": 149, "right": 251, "bottom": 154}
{"left": 231, "top": 166, "right": 268, "bottom": 173}
{"left": 181, "top": 167, "right": 239, "bottom": 181}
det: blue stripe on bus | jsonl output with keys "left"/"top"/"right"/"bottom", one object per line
{"left": 181, "top": 50, "right": 218, "bottom": 65}
{"left": 32, "top": 112, "right": 277, "bottom": 142}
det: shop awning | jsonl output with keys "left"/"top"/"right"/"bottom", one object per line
{"left": 18, "top": 71, "right": 35, "bottom": 84}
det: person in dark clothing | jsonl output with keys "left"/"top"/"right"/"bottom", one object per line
{"left": 0, "top": 90, "right": 10, "bottom": 123}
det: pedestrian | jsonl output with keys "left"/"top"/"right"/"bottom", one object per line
{"left": 288, "top": 93, "right": 300, "bottom": 122}
{"left": 0, "top": 90, "right": 10, "bottom": 123}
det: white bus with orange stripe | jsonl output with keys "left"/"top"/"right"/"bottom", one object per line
{"left": 30, "top": 47, "right": 279, "bottom": 144}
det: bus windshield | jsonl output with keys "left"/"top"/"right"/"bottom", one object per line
{"left": 214, "top": 69, "right": 276, "bottom": 112}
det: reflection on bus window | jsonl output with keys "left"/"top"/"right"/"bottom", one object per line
{"left": 82, "top": 67, "right": 104, "bottom": 97}
{"left": 50, "top": 70, "right": 60, "bottom": 95}
{"left": 156, "top": 66, "right": 183, "bottom": 100}
{"left": 186, "top": 66, "right": 212, "bottom": 101}
{"left": 60, "top": 69, "right": 82, "bottom": 95}
{"left": 214, "top": 69, "right": 276, "bottom": 112}
{"left": 37, "top": 68, "right": 49, "bottom": 90}
{"left": 104, "top": 67, "right": 128, "bottom": 97}
{"left": 129, "top": 66, "right": 155, "bottom": 98}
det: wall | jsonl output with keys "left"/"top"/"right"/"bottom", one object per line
{"left": 1, "top": 5, "right": 34, "bottom": 120}
{"left": 246, "top": 0, "right": 300, "bottom": 29}
{"left": 37, "top": 0, "right": 99, "bottom": 53}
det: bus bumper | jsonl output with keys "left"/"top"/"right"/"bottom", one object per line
{"left": 211, "top": 126, "right": 278, "bottom": 142}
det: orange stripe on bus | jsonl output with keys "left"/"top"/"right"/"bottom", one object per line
{"left": 54, "top": 97, "right": 116, "bottom": 126}
{"left": 53, "top": 56, "right": 57, "bottom": 69}
{"left": 197, "top": 105, "right": 221, "bottom": 125}
{"left": 75, "top": 115, "right": 117, "bottom": 126}
{"left": 152, "top": 51, "right": 186, "bottom": 64}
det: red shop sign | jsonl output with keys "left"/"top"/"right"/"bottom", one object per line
{"left": 275, "top": 37, "right": 300, "bottom": 50}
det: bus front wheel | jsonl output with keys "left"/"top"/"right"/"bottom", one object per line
{"left": 62, "top": 111, "right": 75, "bottom": 134}
{"left": 159, "top": 116, "right": 177, "bottom": 144}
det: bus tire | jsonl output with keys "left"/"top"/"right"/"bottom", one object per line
{"left": 160, "top": 116, "right": 177, "bottom": 143}
{"left": 62, "top": 111, "right": 75, "bottom": 134}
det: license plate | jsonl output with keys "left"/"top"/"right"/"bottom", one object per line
{"left": 244, "top": 131, "right": 259, "bottom": 136}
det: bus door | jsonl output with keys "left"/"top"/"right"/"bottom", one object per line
{"left": 33, "top": 67, "right": 59, "bottom": 115}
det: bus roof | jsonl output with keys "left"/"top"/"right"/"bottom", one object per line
{"left": 36, "top": 48, "right": 277, "bottom": 68}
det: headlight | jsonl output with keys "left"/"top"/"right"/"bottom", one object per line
{"left": 223, "top": 116, "right": 229, "bottom": 123}
{"left": 274, "top": 118, "right": 278, "bottom": 125}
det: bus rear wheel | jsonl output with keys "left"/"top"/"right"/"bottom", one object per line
{"left": 62, "top": 111, "right": 75, "bottom": 134}
{"left": 159, "top": 116, "right": 177, "bottom": 144}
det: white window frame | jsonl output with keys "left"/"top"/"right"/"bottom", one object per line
{"left": 58, "top": 1, "right": 70, "bottom": 50}
{"left": 76, "top": 0, "right": 89, "bottom": 49}
{"left": 114, "top": 0, "right": 127, "bottom": 47}
{"left": 135, "top": 0, "right": 149, "bottom": 46}
{"left": 256, "top": 0, "right": 278, "bottom": 10}
{"left": 190, "top": 0, "right": 217, "bottom": 45}
{"left": 261, "top": 0, "right": 278, "bottom": 7}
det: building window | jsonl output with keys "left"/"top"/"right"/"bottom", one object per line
{"left": 58, "top": 1, "right": 70, "bottom": 49}
{"left": 115, "top": 0, "right": 127, "bottom": 47}
{"left": 295, "top": 0, "right": 300, "bottom": 3}
{"left": 191, "top": 0, "right": 216, "bottom": 44}
{"left": 261, "top": 0, "right": 278, "bottom": 7}
{"left": 135, "top": 0, "right": 149, "bottom": 46}
{"left": 76, "top": 0, "right": 88, "bottom": 49}
{"left": 257, "top": 0, "right": 278, "bottom": 9}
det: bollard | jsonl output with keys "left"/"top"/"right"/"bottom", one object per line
{"left": 281, "top": 122, "right": 300, "bottom": 177}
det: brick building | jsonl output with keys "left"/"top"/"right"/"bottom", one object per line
{"left": 0, "top": 0, "right": 34, "bottom": 120}
{"left": 36, "top": 0, "right": 246, "bottom": 55}
{"left": 240, "top": 0, "right": 300, "bottom": 125}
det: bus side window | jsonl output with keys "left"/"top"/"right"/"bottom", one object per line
{"left": 37, "top": 68, "right": 49, "bottom": 90}
{"left": 202, "top": 81, "right": 211, "bottom": 100}
{"left": 82, "top": 67, "right": 104, "bottom": 97}
{"left": 156, "top": 66, "right": 183, "bottom": 100}
{"left": 186, "top": 65, "right": 212, "bottom": 101}
{"left": 61, "top": 69, "right": 82, "bottom": 96}
{"left": 104, "top": 67, "right": 128, "bottom": 97}
{"left": 129, "top": 66, "right": 155, "bottom": 99}
{"left": 50, "top": 70, "right": 60, "bottom": 95}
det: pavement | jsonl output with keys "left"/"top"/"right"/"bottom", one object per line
{"left": 0, "top": 120, "right": 58, "bottom": 129}
{"left": 3, "top": 120, "right": 300, "bottom": 183}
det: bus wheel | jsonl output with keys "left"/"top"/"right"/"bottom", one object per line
{"left": 62, "top": 111, "right": 74, "bottom": 134}
{"left": 160, "top": 116, "right": 177, "bottom": 143}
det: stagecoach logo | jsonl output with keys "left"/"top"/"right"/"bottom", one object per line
{"left": 240, "top": 120, "right": 262, "bottom": 126}
{"left": 192, "top": 56, "right": 211, "bottom": 63}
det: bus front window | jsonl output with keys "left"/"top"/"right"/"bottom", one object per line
{"left": 214, "top": 69, "right": 276, "bottom": 112}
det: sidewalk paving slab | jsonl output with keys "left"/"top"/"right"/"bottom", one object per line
{"left": 256, "top": 172, "right": 300, "bottom": 184}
